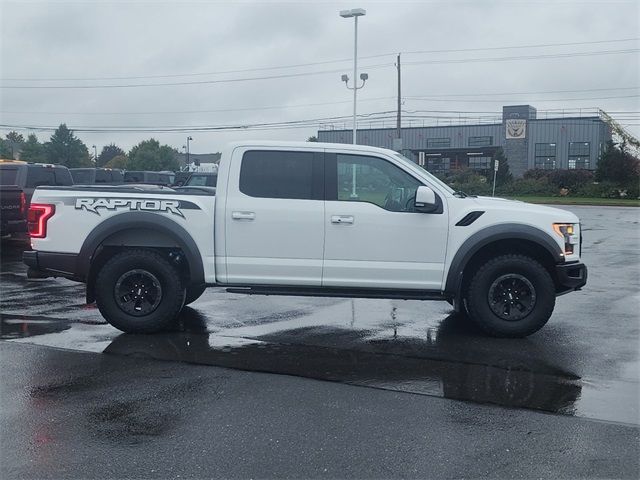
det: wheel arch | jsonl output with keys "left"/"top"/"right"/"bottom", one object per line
{"left": 445, "top": 224, "right": 564, "bottom": 300}
{"left": 79, "top": 212, "right": 205, "bottom": 303}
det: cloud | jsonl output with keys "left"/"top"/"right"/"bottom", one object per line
{"left": 1, "top": 0, "right": 638, "bottom": 153}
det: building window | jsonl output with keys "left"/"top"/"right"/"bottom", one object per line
{"left": 426, "top": 158, "right": 450, "bottom": 175}
{"left": 534, "top": 143, "right": 557, "bottom": 169}
{"left": 468, "top": 156, "right": 492, "bottom": 171}
{"left": 568, "top": 142, "right": 590, "bottom": 169}
{"left": 468, "top": 136, "right": 493, "bottom": 147}
{"left": 426, "top": 138, "right": 451, "bottom": 148}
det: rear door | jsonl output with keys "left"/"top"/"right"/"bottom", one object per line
{"left": 224, "top": 148, "right": 325, "bottom": 286}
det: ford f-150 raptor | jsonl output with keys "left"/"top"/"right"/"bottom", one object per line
{"left": 23, "top": 141, "right": 587, "bottom": 337}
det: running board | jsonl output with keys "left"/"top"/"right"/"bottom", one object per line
{"left": 225, "top": 286, "right": 446, "bottom": 301}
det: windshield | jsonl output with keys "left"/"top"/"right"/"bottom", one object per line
{"left": 0, "top": 167, "right": 18, "bottom": 185}
{"left": 393, "top": 153, "right": 454, "bottom": 195}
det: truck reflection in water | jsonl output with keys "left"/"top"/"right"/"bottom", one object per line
{"left": 104, "top": 308, "right": 582, "bottom": 416}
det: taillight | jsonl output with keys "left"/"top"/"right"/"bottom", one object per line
{"left": 19, "top": 192, "right": 26, "bottom": 215}
{"left": 28, "top": 204, "right": 55, "bottom": 238}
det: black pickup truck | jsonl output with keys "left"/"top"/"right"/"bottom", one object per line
{"left": 0, "top": 185, "right": 25, "bottom": 238}
{"left": 0, "top": 161, "right": 73, "bottom": 239}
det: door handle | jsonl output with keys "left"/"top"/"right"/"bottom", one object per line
{"left": 331, "top": 215, "right": 354, "bottom": 225}
{"left": 232, "top": 211, "right": 255, "bottom": 220}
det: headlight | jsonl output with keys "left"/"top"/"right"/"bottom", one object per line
{"left": 553, "top": 223, "right": 579, "bottom": 256}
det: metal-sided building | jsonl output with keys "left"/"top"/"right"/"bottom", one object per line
{"left": 317, "top": 105, "right": 612, "bottom": 177}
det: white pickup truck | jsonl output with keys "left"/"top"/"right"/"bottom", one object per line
{"left": 24, "top": 141, "right": 587, "bottom": 337}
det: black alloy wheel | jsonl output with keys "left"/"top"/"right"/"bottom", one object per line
{"left": 114, "top": 269, "right": 163, "bottom": 316}
{"left": 487, "top": 273, "right": 536, "bottom": 321}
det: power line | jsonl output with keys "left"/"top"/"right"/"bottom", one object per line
{"left": 6, "top": 86, "right": 637, "bottom": 116}
{"left": 0, "top": 63, "right": 394, "bottom": 89}
{"left": 3, "top": 37, "right": 636, "bottom": 82}
{"left": 407, "top": 94, "right": 640, "bottom": 103}
{"left": 403, "top": 48, "right": 639, "bottom": 66}
{"left": 0, "top": 96, "right": 395, "bottom": 116}
{"left": 1, "top": 49, "right": 638, "bottom": 90}
{"left": 405, "top": 86, "right": 639, "bottom": 99}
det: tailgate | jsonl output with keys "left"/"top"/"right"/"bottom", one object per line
{"left": 0, "top": 186, "right": 24, "bottom": 221}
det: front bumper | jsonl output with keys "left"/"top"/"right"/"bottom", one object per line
{"left": 556, "top": 262, "right": 587, "bottom": 294}
{"left": 23, "top": 250, "right": 80, "bottom": 280}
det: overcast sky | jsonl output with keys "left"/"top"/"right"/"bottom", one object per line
{"left": 1, "top": 0, "right": 638, "bottom": 155}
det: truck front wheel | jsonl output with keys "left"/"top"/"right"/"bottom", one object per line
{"left": 464, "top": 254, "right": 555, "bottom": 338}
{"left": 95, "top": 249, "right": 186, "bottom": 333}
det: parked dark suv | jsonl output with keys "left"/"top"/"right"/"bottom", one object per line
{"left": 123, "top": 171, "right": 173, "bottom": 186}
{"left": 0, "top": 161, "right": 73, "bottom": 239}
{"left": 70, "top": 168, "right": 124, "bottom": 184}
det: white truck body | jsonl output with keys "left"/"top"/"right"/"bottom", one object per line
{"left": 24, "top": 141, "right": 587, "bottom": 337}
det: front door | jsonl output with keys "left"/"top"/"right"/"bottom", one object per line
{"left": 224, "top": 148, "right": 325, "bottom": 286}
{"left": 322, "top": 152, "right": 449, "bottom": 290}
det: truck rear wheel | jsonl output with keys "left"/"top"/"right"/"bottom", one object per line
{"left": 95, "top": 249, "right": 186, "bottom": 333}
{"left": 464, "top": 254, "right": 555, "bottom": 338}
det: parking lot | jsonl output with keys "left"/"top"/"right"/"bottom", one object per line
{"left": 1, "top": 204, "right": 639, "bottom": 478}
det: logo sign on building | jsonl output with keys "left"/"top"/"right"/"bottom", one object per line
{"left": 506, "top": 119, "right": 527, "bottom": 139}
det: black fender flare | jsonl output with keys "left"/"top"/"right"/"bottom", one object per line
{"left": 444, "top": 223, "right": 563, "bottom": 295}
{"left": 77, "top": 211, "right": 205, "bottom": 287}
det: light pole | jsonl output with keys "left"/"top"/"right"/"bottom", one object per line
{"left": 92, "top": 145, "right": 97, "bottom": 164}
{"left": 186, "top": 136, "right": 193, "bottom": 168}
{"left": 340, "top": 8, "right": 367, "bottom": 145}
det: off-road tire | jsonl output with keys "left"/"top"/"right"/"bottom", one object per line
{"left": 95, "top": 249, "right": 185, "bottom": 333}
{"left": 465, "top": 254, "right": 555, "bottom": 338}
{"left": 184, "top": 285, "right": 206, "bottom": 306}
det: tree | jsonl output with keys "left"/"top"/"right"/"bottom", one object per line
{"left": 45, "top": 124, "right": 92, "bottom": 167}
{"left": 104, "top": 154, "right": 127, "bottom": 169}
{"left": 596, "top": 140, "right": 640, "bottom": 184}
{"left": 5, "top": 131, "right": 24, "bottom": 158}
{"left": 20, "top": 134, "right": 47, "bottom": 163}
{"left": 307, "top": 136, "right": 318, "bottom": 142}
{"left": 97, "top": 143, "right": 125, "bottom": 167}
{"left": 127, "top": 139, "right": 178, "bottom": 171}
{"left": 492, "top": 147, "right": 512, "bottom": 187}
{"left": 0, "top": 138, "right": 13, "bottom": 159}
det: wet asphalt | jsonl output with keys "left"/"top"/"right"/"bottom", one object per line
{"left": 1, "top": 204, "right": 639, "bottom": 478}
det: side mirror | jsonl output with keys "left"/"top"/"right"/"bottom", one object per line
{"left": 415, "top": 185, "right": 437, "bottom": 212}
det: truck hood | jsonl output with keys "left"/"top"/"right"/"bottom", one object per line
{"left": 468, "top": 196, "right": 579, "bottom": 222}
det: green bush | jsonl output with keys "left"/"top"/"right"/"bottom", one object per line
{"left": 576, "top": 181, "right": 640, "bottom": 199}
{"left": 441, "top": 170, "right": 492, "bottom": 196}
{"left": 498, "top": 177, "right": 555, "bottom": 196}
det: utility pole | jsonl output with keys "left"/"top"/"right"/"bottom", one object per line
{"left": 396, "top": 53, "right": 401, "bottom": 141}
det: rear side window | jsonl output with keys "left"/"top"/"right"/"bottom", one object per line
{"left": 95, "top": 169, "right": 110, "bottom": 183}
{"left": 54, "top": 168, "right": 73, "bottom": 186}
{"left": 0, "top": 167, "right": 18, "bottom": 185}
{"left": 124, "top": 172, "right": 143, "bottom": 183}
{"left": 26, "top": 167, "right": 56, "bottom": 187}
{"left": 71, "top": 169, "right": 94, "bottom": 184}
{"left": 110, "top": 170, "right": 124, "bottom": 183}
{"left": 147, "top": 173, "right": 160, "bottom": 184}
{"left": 240, "top": 150, "right": 321, "bottom": 200}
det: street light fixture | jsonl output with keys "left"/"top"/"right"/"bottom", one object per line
{"left": 186, "top": 136, "right": 193, "bottom": 167}
{"left": 339, "top": 7, "right": 367, "bottom": 145}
